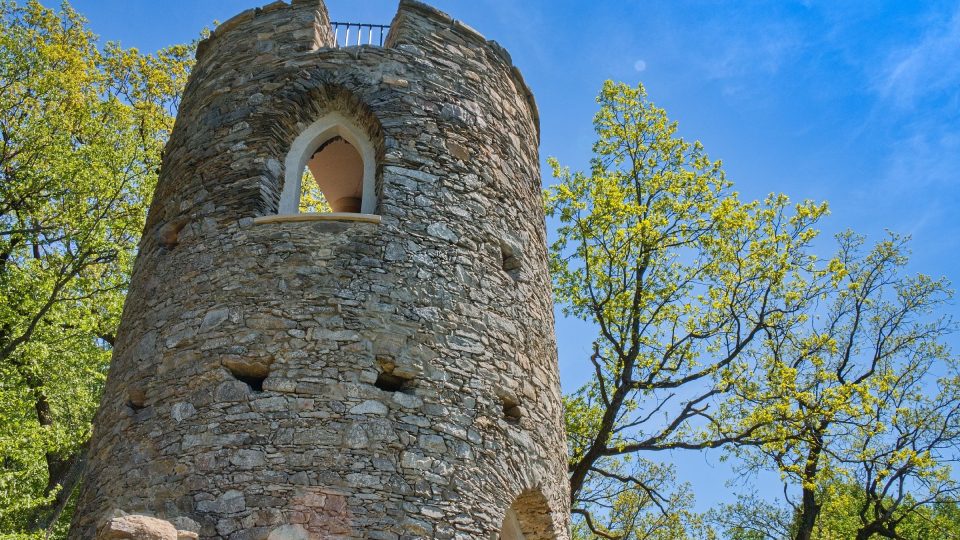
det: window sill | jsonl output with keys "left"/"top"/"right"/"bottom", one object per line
{"left": 253, "top": 212, "right": 382, "bottom": 225}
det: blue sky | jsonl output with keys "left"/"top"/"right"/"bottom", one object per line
{"left": 71, "top": 0, "right": 960, "bottom": 515}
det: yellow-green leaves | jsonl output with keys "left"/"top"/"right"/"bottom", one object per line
{"left": 0, "top": 1, "right": 193, "bottom": 535}
{"left": 549, "top": 80, "right": 957, "bottom": 539}
{"left": 726, "top": 231, "right": 958, "bottom": 539}
{"left": 298, "top": 169, "right": 332, "bottom": 213}
{"left": 550, "top": 81, "right": 832, "bottom": 537}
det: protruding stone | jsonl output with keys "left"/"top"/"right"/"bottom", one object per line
{"left": 157, "top": 217, "right": 189, "bottom": 249}
{"left": 98, "top": 515, "right": 178, "bottom": 540}
{"left": 127, "top": 387, "right": 146, "bottom": 409}
{"left": 504, "top": 405, "right": 526, "bottom": 420}
{"left": 222, "top": 355, "right": 271, "bottom": 379}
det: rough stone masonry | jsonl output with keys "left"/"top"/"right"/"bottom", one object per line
{"left": 70, "top": 1, "right": 571, "bottom": 538}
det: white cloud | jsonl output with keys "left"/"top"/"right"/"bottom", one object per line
{"left": 867, "top": 5, "right": 960, "bottom": 222}
{"left": 881, "top": 122, "right": 960, "bottom": 190}
{"left": 697, "top": 22, "right": 802, "bottom": 81}
{"left": 863, "top": 115, "right": 960, "bottom": 246}
{"left": 876, "top": 6, "right": 960, "bottom": 108}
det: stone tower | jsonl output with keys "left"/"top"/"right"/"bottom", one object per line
{"left": 71, "top": 1, "right": 569, "bottom": 538}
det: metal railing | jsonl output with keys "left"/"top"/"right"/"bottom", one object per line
{"left": 330, "top": 22, "right": 390, "bottom": 47}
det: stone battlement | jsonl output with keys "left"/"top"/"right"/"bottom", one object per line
{"left": 194, "top": 0, "right": 539, "bottom": 139}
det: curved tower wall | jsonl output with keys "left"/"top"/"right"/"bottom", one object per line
{"left": 72, "top": 1, "right": 569, "bottom": 538}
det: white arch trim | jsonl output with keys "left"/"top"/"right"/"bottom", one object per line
{"left": 278, "top": 112, "right": 377, "bottom": 215}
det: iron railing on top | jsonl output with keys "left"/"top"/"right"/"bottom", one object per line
{"left": 330, "top": 22, "right": 390, "bottom": 47}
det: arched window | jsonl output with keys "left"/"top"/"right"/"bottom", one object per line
{"left": 278, "top": 112, "right": 377, "bottom": 215}
{"left": 498, "top": 489, "right": 557, "bottom": 540}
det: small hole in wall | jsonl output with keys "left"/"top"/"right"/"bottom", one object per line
{"left": 127, "top": 400, "right": 147, "bottom": 412}
{"left": 500, "top": 395, "right": 524, "bottom": 424}
{"left": 374, "top": 357, "right": 415, "bottom": 394}
{"left": 157, "top": 216, "right": 189, "bottom": 250}
{"left": 499, "top": 239, "right": 521, "bottom": 280}
{"left": 234, "top": 373, "right": 266, "bottom": 392}
{"left": 127, "top": 387, "right": 147, "bottom": 412}
{"left": 225, "top": 361, "right": 270, "bottom": 393}
{"left": 374, "top": 372, "right": 414, "bottom": 394}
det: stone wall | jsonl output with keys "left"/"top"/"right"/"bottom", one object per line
{"left": 71, "top": 1, "right": 570, "bottom": 538}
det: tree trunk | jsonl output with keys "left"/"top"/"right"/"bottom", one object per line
{"left": 794, "top": 439, "right": 824, "bottom": 540}
{"left": 29, "top": 447, "right": 86, "bottom": 532}
{"left": 568, "top": 381, "right": 630, "bottom": 503}
{"left": 856, "top": 520, "right": 899, "bottom": 540}
{"left": 23, "top": 375, "right": 88, "bottom": 532}
{"left": 794, "top": 486, "right": 821, "bottom": 540}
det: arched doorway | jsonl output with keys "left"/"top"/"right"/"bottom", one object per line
{"left": 498, "top": 489, "right": 558, "bottom": 540}
{"left": 499, "top": 508, "right": 527, "bottom": 540}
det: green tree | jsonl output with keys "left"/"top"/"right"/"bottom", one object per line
{"left": 570, "top": 457, "right": 716, "bottom": 540}
{"left": 713, "top": 482, "right": 960, "bottom": 540}
{"left": 546, "top": 80, "right": 828, "bottom": 537}
{"left": 547, "top": 80, "right": 959, "bottom": 539}
{"left": 726, "top": 232, "right": 959, "bottom": 540}
{"left": 708, "top": 494, "right": 794, "bottom": 540}
{"left": 298, "top": 169, "right": 332, "bottom": 213}
{"left": 0, "top": 1, "right": 192, "bottom": 535}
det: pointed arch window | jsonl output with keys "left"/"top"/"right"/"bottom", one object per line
{"left": 278, "top": 112, "right": 377, "bottom": 215}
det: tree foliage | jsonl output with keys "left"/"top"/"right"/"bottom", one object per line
{"left": 546, "top": 80, "right": 828, "bottom": 537}
{"left": 298, "top": 169, "right": 332, "bottom": 213}
{"left": 0, "top": 1, "right": 191, "bottom": 535}
{"left": 712, "top": 482, "right": 960, "bottom": 540}
{"left": 570, "top": 457, "right": 716, "bottom": 540}
{"left": 547, "top": 81, "right": 958, "bottom": 539}
{"left": 727, "top": 231, "right": 959, "bottom": 540}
